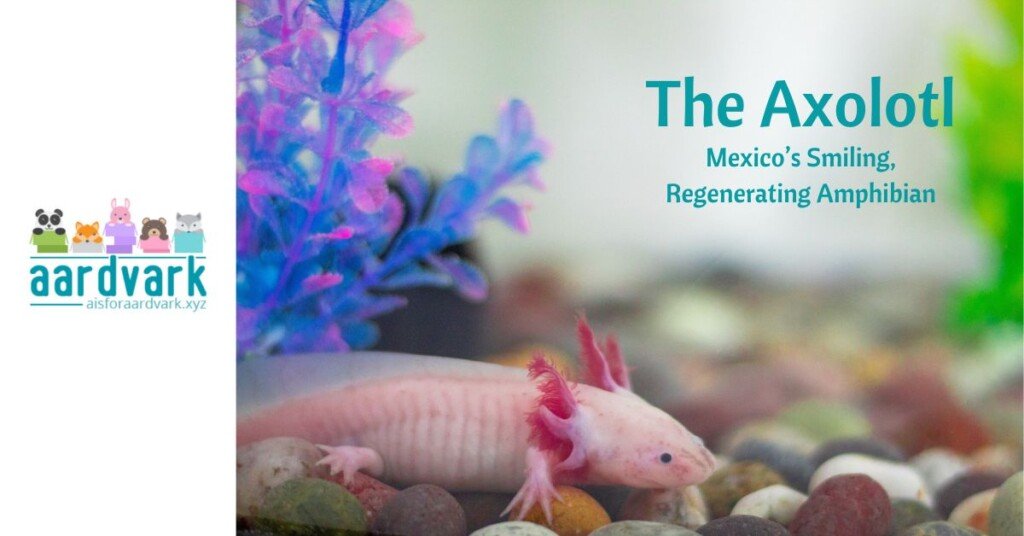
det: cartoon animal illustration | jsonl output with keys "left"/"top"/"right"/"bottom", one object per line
{"left": 33, "top": 209, "right": 65, "bottom": 235}
{"left": 71, "top": 221, "right": 104, "bottom": 253}
{"left": 109, "top": 198, "right": 132, "bottom": 225}
{"left": 30, "top": 209, "right": 68, "bottom": 253}
{"left": 73, "top": 222, "right": 103, "bottom": 243}
{"left": 238, "top": 317, "right": 716, "bottom": 523}
{"left": 173, "top": 212, "right": 205, "bottom": 253}
{"left": 138, "top": 217, "right": 171, "bottom": 253}
{"left": 175, "top": 212, "right": 203, "bottom": 234}
{"left": 105, "top": 198, "right": 137, "bottom": 254}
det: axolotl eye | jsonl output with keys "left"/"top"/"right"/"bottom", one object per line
{"left": 659, "top": 452, "right": 673, "bottom": 464}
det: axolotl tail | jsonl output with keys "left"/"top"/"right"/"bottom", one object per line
{"left": 237, "top": 352, "right": 536, "bottom": 491}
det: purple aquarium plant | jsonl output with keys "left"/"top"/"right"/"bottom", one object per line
{"left": 237, "top": 0, "right": 548, "bottom": 357}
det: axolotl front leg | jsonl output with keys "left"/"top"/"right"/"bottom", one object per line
{"left": 503, "top": 357, "right": 593, "bottom": 521}
{"left": 502, "top": 447, "right": 564, "bottom": 521}
{"left": 316, "top": 445, "right": 384, "bottom": 485}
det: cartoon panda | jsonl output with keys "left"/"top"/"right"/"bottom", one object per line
{"left": 33, "top": 209, "right": 65, "bottom": 235}
{"left": 31, "top": 208, "right": 68, "bottom": 253}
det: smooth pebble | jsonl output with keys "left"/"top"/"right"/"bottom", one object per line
{"left": 327, "top": 471, "right": 397, "bottom": 525}
{"left": 618, "top": 486, "right": 708, "bottom": 528}
{"left": 810, "top": 437, "right": 905, "bottom": 468}
{"left": 934, "top": 471, "right": 1006, "bottom": 518}
{"left": 948, "top": 488, "right": 997, "bottom": 532}
{"left": 811, "top": 453, "right": 931, "bottom": 505}
{"left": 700, "top": 462, "right": 786, "bottom": 519}
{"left": 372, "top": 483, "right": 467, "bottom": 536}
{"left": 470, "top": 521, "right": 558, "bottom": 536}
{"left": 236, "top": 437, "right": 329, "bottom": 518}
{"left": 591, "top": 520, "right": 700, "bottom": 535}
{"left": 911, "top": 449, "right": 969, "bottom": 493}
{"left": 790, "top": 474, "right": 892, "bottom": 536}
{"left": 888, "top": 499, "right": 940, "bottom": 535}
{"left": 988, "top": 472, "right": 1022, "bottom": 536}
{"left": 732, "top": 439, "right": 814, "bottom": 491}
{"left": 697, "top": 514, "right": 790, "bottom": 535}
{"left": 518, "top": 485, "right": 612, "bottom": 536}
{"left": 254, "top": 477, "right": 366, "bottom": 535}
{"left": 969, "top": 444, "right": 1020, "bottom": 476}
{"left": 731, "top": 484, "right": 807, "bottom": 525}
{"left": 722, "top": 421, "right": 818, "bottom": 456}
{"left": 897, "top": 521, "right": 983, "bottom": 536}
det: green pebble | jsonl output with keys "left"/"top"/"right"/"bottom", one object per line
{"left": 590, "top": 520, "right": 699, "bottom": 535}
{"left": 699, "top": 461, "right": 786, "bottom": 519}
{"left": 990, "top": 472, "right": 1023, "bottom": 536}
{"left": 255, "top": 477, "right": 367, "bottom": 535}
{"left": 775, "top": 400, "right": 871, "bottom": 442}
{"left": 898, "top": 521, "right": 983, "bottom": 536}
{"left": 888, "top": 499, "right": 940, "bottom": 536}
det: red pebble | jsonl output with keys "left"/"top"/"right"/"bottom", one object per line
{"left": 868, "top": 364, "right": 992, "bottom": 456}
{"left": 326, "top": 471, "right": 398, "bottom": 524}
{"left": 903, "top": 404, "right": 991, "bottom": 455}
{"left": 789, "top": 474, "right": 892, "bottom": 536}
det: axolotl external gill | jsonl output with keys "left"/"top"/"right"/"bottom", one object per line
{"left": 237, "top": 317, "right": 715, "bottom": 521}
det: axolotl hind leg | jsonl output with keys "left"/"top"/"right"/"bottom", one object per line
{"left": 315, "top": 445, "right": 384, "bottom": 485}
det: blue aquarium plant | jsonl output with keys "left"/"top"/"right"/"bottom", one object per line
{"left": 237, "top": 0, "right": 548, "bottom": 356}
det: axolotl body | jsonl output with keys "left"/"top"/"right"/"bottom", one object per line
{"left": 237, "top": 319, "right": 715, "bottom": 519}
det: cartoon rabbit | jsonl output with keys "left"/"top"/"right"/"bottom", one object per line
{"left": 105, "top": 198, "right": 137, "bottom": 254}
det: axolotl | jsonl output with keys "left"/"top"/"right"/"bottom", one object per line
{"left": 237, "top": 318, "right": 715, "bottom": 520}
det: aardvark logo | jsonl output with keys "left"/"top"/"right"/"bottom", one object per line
{"left": 28, "top": 198, "right": 208, "bottom": 312}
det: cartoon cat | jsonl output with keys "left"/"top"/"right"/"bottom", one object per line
{"left": 139, "top": 217, "right": 170, "bottom": 253}
{"left": 173, "top": 212, "right": 205, "bottom": 253}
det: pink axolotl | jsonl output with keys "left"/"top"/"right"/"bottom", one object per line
{"left": 237, "top": 318, "right": 715, "bottom": 521}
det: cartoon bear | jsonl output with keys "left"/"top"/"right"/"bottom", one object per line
{"left": 173, "top": 212, "right": 205, "bottom": 253}
{"left": 139, "top": 217, "right": 171, "bottom": 253}
{"left": 30, "top": 208, "right": 68, "bottom": 253}
{"left": 71, "top": 221, "right": 104, "bottom": 253}
{"left": 105, "top": 198, "right": 137, "bottom": 254}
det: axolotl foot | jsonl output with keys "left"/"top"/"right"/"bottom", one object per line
{"left": 315, "top": 445, "right": 384, "bottom": 485}
{"left": 502, "top": 447, "right": 563, "bottom": 523}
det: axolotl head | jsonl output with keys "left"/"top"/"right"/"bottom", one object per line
{"left": 526, "top": 318, "right": 716, "bottom": 489}
{"left": 575, "top": 385, "right": 715, "bottom": 488}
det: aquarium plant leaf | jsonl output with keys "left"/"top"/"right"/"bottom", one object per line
{"left": 237, "top": 0, "right": 548, "bottom": 356}
{"left": 429, "top": 255, "right": 488, "bottom": 302}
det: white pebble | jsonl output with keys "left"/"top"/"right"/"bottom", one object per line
{"left": 731, "top": 484, "right": 808, "bottom": 525}
{"left": 236, "top": 437, "right": 328, "bottom": 517}
{"left": 811, "top": 453, "right": 932, "bottom": 505}
{"left": 470, "top": 521, "right": 558, "bottom": 536}
{"left": 911, "top": 448, "right": 969, "bottom": 493}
